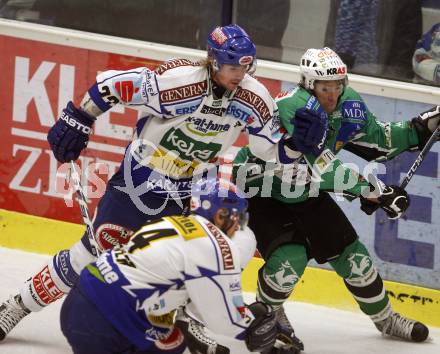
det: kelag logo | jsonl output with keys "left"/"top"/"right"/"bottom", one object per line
{"left": 160, "top": 128, "right": 221, "bottom": 161}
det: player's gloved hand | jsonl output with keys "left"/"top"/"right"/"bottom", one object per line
{"left": 288, "top": 107, "right": 328, "bottom": 156}
{"left": 47, "top": 101, "right": 95, "bottom": 163}
{"left": 412, "top": 105, "right": 440, "bottom": 149}
{"left": 360, "top": 184, "right": 410, "bottom": 220}
{"left": 245, "top": 302, "right": 278, "bottom": 353}
{"left": 174, "top": 307, "right": 230, "bottom": 354}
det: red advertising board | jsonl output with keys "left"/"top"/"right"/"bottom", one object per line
{"left": 0, "top": 35, "right": 281, "bottom": 223}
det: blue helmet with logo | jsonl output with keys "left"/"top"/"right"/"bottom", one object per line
{"left": 190, "top": 178, "right": 248, "bottom": 232}
{"left": 207, "top": 24, "right": 256, "bottom": 73}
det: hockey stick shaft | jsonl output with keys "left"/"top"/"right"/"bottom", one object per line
{"left": 400, "top": 125, "right": 440, "bottom": 189}
{"left": 69, "top": 161, "right": 100, "bottom": 256}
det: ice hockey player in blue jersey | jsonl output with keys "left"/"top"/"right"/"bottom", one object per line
{"left": 59, "top": 178, "right": 278, "bottom": 354}
{"left": 0, "top": 24, "right": 299, "bottom": 342}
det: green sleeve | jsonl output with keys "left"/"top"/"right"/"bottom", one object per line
{"left": 343, "top": 88, "right": 420, "bottom": 161}
{"left": 304, "top": 149, "right": 371, "bottom": 200}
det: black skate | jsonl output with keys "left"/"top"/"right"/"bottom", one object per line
{"left": 0, "top": 295, "right": 30, "bottom": 341}
{"left": 272, "top": 306, "right": 304, "bottom": 353}
{"left": 375, "top": 312, "right": 429, "bottom": 342}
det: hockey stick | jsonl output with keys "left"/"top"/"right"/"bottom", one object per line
{"left": 69, "top": 161, "right": 100, "bottom": 257}
{"left": 400, "top": 125, "right": 440, "bottom": 189}
{"left": 363, "top": 125, "right": 440, "bottom": 216}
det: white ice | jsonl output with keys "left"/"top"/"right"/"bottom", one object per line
{"left": 0, "top": 247, "right": 439, "bottom": 354}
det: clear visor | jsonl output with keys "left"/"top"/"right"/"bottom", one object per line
{"left": 314, "top": 80, "right": 345, "bottom": 95}
{"left": 220, "top": 208, "right": 249, "bottom": 231}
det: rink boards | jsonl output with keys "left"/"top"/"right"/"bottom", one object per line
{"left": 1, "top": 208, "right": 439, "bottom": 328}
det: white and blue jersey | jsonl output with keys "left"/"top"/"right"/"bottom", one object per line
{"left": 86, "top": 59, "right": 289, "bottom": 199}
{"left": 79, "top": 214, "right": 256, "bottom": 351}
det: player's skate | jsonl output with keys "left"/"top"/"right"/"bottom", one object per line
{"left": 273, "top": 305, "right": 304, "bottom": 353}
{"left": 0, "top": 295, "right": 30, "bottom": 341}
{"left": 375, "top": 312, "right": 429, "bottom": 342}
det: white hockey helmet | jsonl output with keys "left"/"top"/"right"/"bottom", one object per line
{"left": 300, "top": 47, "right": 348, "bottom": 91}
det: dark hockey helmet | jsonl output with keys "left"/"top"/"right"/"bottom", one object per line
{"left": 207, "top": 24, "right": 256, "bottom": 74}
{"left": 190, "top": 178, "right": 249, "bottom": 232}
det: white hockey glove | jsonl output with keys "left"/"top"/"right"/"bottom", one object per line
{"left": 412, "top": 106, "right": 440, "bottom": 149}
{"left": 174, "top": 307, "right": 230, "bottom": 354}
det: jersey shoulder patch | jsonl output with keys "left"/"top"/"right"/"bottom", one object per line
{"left": 167, "top": 215, "right": 206, "bottom": 241}
{"left": 155, "top": 58, "right": 202, "bottom": 75}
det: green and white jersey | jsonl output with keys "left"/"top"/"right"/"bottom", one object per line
{"left": 233, "top": 86, "right": 420, "bottom": 203}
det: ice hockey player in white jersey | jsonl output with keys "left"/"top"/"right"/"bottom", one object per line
{"left": 60, "top": 178, "right": 278, "bottom": 354}
{"left": 0, "top": 24, "right": 298, "bottom": 342}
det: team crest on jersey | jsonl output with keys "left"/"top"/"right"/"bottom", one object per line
{"left": 95, "top": 223, "right": 134, "bottom": 250}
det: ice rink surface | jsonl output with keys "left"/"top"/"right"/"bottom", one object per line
{"left": 0, "top": 247, "right": 439, "bottom": 354}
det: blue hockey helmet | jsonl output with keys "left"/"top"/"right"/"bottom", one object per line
{"left": 190, "top": 178, "right": 249, "bottom": 232}
{"left": 207, "top": 24, "right": 256, "bottom": 73}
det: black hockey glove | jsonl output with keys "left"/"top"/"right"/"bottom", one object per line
{"left": 288, "top": 107, "right": 328, "bottom": 156}
{"left": 174, "top": 307, "right": 230, "bottom": 354}
{"left": 47, "top": 101, "right": 95, "bottom": 163}
{"left": 411, "top": 105, "right": 440, "bottom": 149}
{"left": 270, "top": 306, "right": 304, "bottom": 354}
{"left": 245, "top": 302, "right": 278, "bottom": 352}
{"left": 360, "top": 185, "right": 410, "bottom": 219}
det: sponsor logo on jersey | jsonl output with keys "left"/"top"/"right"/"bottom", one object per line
{"left": 148, "top": 147, "right": 200, "bottom": 178}
{"left": 342, "top": 100, "right": 367, "bottom": 121}
{"left": 229, "top": 279, "right": 241, "bottom": 291}
{"left": 168, "top": 216, "right": 206, "bottom": 240}
{"left": 114, "top": 80, "right": 140, "bottom": 102}
{"left": 226, "top": 103, "right": 252, "bottom": 123}
{"left": 155, "top": 58, "right": 198, "bottom": 75}
{"left": 313, "top": 149, "right": 336, "bottom": 175}
{"left": 175, "top": 103, "right": 199, "bottom": 115}
{"left": 199, "top": 104, "right": 225, "bottom": 117}
{"left": 93, "top": 253, "right": 120, "bottom": 284}
{"left": 32, "top": 266, "right": 64, "bottom": 305}
{"left": 141, "top": 71, "right": 159, "bottom": 100}
{"left": 95, "top": 223, "right": 134, "bottom": 250}
{"left": 234, "top": 88, "right": 271, "bottom": 122}
{"left": 160, "top": 81, "right": 207, "bottom": 103}
{"left": 206, "top": 222, "right": 234, "bottom": 270}
{"left": 185, "top": 116, "right": 230, "bottom": 136}
{"left": 160, "top": 128, "right": 222, "bottom": 162}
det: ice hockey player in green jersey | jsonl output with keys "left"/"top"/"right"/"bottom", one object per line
{"left": 233, "top": 47, "right": 440, "bottom": 353}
